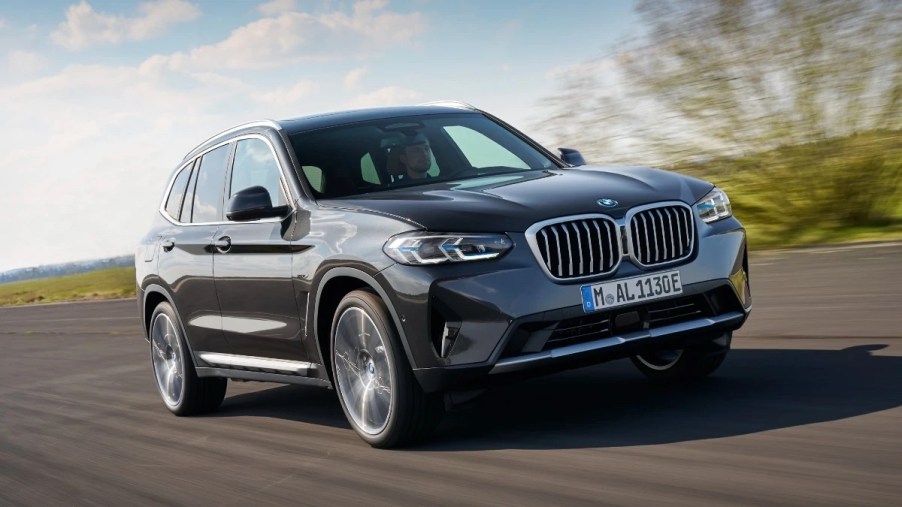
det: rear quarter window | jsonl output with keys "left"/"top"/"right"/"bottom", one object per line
{"left": 164, "top": 165, "right": 192, "bottom": 220}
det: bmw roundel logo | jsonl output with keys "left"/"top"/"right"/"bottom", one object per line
{"left": 597, "top": 198, "right": 618, "bottom": 208}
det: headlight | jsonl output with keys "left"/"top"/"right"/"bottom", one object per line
{"left": 384, "top": 232, "right": 512, "bottom": 265}
{"left": 695, "top": 187, "right": 732, "bottom": 223}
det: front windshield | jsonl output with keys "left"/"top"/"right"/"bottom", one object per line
{"left": 289, "top": 113, "right": 559, "bottom": 198}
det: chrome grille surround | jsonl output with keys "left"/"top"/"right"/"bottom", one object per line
{"left": 625, "top": 201, "right": 696, "bottom": 268}
{"left": 525, "top": 214, "right": 622, "bottom": 281}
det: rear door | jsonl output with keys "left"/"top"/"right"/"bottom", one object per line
{"left": 212, "top": 136, "right": 306, "bottom": 361}
{"left": 156, "top": 144, "right": 233, "bottom": 355}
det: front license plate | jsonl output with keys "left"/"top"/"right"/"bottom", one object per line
{"left": 581, "top": 270, "right": 683, "bottom": 313}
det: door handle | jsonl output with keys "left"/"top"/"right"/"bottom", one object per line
{"left": 161, "top": 238, "right": 175, "bottom": 252}
{"left": 213, "top": 236, "right": 231, "bottom": 253}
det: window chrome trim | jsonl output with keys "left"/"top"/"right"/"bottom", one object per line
{"left": 624, "top": 201, "right": 696, "bottom": 270}
{"left": 183, "top": 120, "right": 282, "bottom": 161}
{"left": 159, "top": 133, "right": 297, "bottom": 227}
{"left": 524, "top": 213, "right": 623, "bottom": 282}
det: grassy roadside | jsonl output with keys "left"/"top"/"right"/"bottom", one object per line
{"left": 0, "top": 267, "right": 136, "bottom": 307}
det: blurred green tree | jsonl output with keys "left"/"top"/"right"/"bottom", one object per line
{"left": 540, "top": 0, "right": 901, "bottom": 163}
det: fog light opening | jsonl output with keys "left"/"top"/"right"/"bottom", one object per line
{"left": 440, "top": 324, "right": 460, "bottom": 358}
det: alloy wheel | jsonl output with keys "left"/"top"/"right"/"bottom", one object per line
{"left": 150, "top": 313, "right": 185, "bottom": 408}
{"left": 333, "top": 307, "right": 394, "bottom": 435}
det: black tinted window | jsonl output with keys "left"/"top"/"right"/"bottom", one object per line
{"left": 230, "top": 139, "right": 287, "bottom": 208}
{"left": 164, "top": 164, "right": 192, "bottom": 220}
{"left": 289, "top": 114, "right": 556, "bottom": 198}
{"left": 191, "top": 144, "right": 230, "bottom": 223}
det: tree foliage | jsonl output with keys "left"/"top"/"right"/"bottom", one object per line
{"left": 539, "top": 0, "right": 902, "bottom": 163}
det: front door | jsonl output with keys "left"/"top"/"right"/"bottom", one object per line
{"left": 213, "top": 137, "right": 306, "bottom": 361}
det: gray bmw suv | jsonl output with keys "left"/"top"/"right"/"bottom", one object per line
{"left": 136, "top": 102, "right": 751, "bottom": 447}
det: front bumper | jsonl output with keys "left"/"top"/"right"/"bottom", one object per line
{"left": 375, "top": 217, "right": 751, "bottom": 393}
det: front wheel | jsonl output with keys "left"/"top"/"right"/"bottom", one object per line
{"left": 631, "top": 332, "right": 731, "bottom": 382}
{"left": 331, "top": 290, "right": 443, "bottom": 448}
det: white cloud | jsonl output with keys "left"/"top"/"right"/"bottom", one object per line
{"left": 0, "top": 18, "right": 7, "bottom": 30}
{"left": 8, "top": 50, "right": 47, "bottom": 75}
{"left": 254, "top": 80, "right": 318, "bottom": 107}
{"left": 0, "top": 63, "right": 267, "bottom": 271}
{"left": 258, "top": 0, "right": 297, "bottom": 16}
{"left": 146, "top": 1, "right": 425, "bottom": 71}
{"left": 345, "top": 85, "right": 420, "bottom": 108}
{"left": 343, "top": 66, "right": 368, "bottom": 90}
{"left": 319, "top": 0, "right": 425, "bottom": 44}
{"left": 52, "top": 0, "right": 201, "bottom": 51}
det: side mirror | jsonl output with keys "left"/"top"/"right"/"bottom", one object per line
{"left": 559, "top": 148, "right": 586, "bottom": 167}
{"left": 226, "top": 186, "right": 289, "bottom": 222}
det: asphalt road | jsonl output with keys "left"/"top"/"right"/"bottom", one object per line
{"left": 1, "top": 244, "right": 901, "bottom": 506}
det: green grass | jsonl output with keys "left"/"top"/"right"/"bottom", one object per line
{"left": 0, "top": 267, "right": 137, "bottom": 307}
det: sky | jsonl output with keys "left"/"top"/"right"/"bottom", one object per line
{"left": 0, "top": 0, "right": 640, "bottom": 272}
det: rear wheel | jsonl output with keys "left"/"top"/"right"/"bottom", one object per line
{"left": 331, "top": 290, "right": 443, "bottom": 448}
{"left": 149, "top": 302, "right": 227, "bottom": 415}
{"left": 631, "top": 332, "right": 731, "bottom": 382}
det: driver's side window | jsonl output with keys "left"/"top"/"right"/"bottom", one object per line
{"left": 230, "top": 138, "right": 288, "bottom": 207}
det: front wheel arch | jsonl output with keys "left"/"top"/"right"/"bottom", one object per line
{"left": 312, "top": 267, "right": 416, "bottom": 382}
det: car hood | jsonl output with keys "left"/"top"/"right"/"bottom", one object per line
{"left": 318, "top": 166, "right": 714, "bottom": 232}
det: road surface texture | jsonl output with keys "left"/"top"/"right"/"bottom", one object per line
{"left": 1, "top": 243, "right": 901, "bottom": 506}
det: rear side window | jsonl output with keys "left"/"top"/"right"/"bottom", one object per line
{"left": 164, "top": 164, "right": 192, "bottom": 220}
{"left": 230, "top": 139, "right": 288, "bottom": 207}
{"left": 191, "top": 144, "right": 231, "bottom": 223}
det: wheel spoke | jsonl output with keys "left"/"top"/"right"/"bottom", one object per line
{"left": 335, "top": 320, "right": 359, "bottom": 354}
{"left": 151, "top": 335, "right": 167, "bottom": 360}
{"left": 360, "top": 388, "right": 371, "bottom": 430}
{"left": 166, "top": 366, "right": 177, "bottom": 399}
{"left": 371, "top": 382, "right": 391, "bottom": 422}
{"left": 357, "top": 320, "right": 370, "bottom": 353}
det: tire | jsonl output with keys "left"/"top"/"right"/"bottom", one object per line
{"left": 149, "top": 302, "right": 227, "bottom": 416}
{"left": 630, "top": 332, "right": 731, "bottom": 383}
{"left": 331, "top": 290, "right": 443, "bottom": 448}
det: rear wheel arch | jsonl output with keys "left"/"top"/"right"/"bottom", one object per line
{"left": 142, "top": 285, "right": 172, "bottom": 339}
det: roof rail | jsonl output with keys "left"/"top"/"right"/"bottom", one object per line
{"left": 183, "top": 119, "right": 282, "bottom": 161}
{"left": 417, "top": 100, "right": 479, "bottom": 111}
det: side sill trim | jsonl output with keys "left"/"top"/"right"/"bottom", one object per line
{"left": 196, "top": 367, "right": 332, "bottom": 388}
{"left": 197, "top": 352, "right": 313, "bottom": 375}
{"left": 490, "top": 311, "right": 745, "bottom": 375}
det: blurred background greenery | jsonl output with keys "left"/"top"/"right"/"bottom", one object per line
{"left": 539, "top": 0, "right": 902, "bottom": 248}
